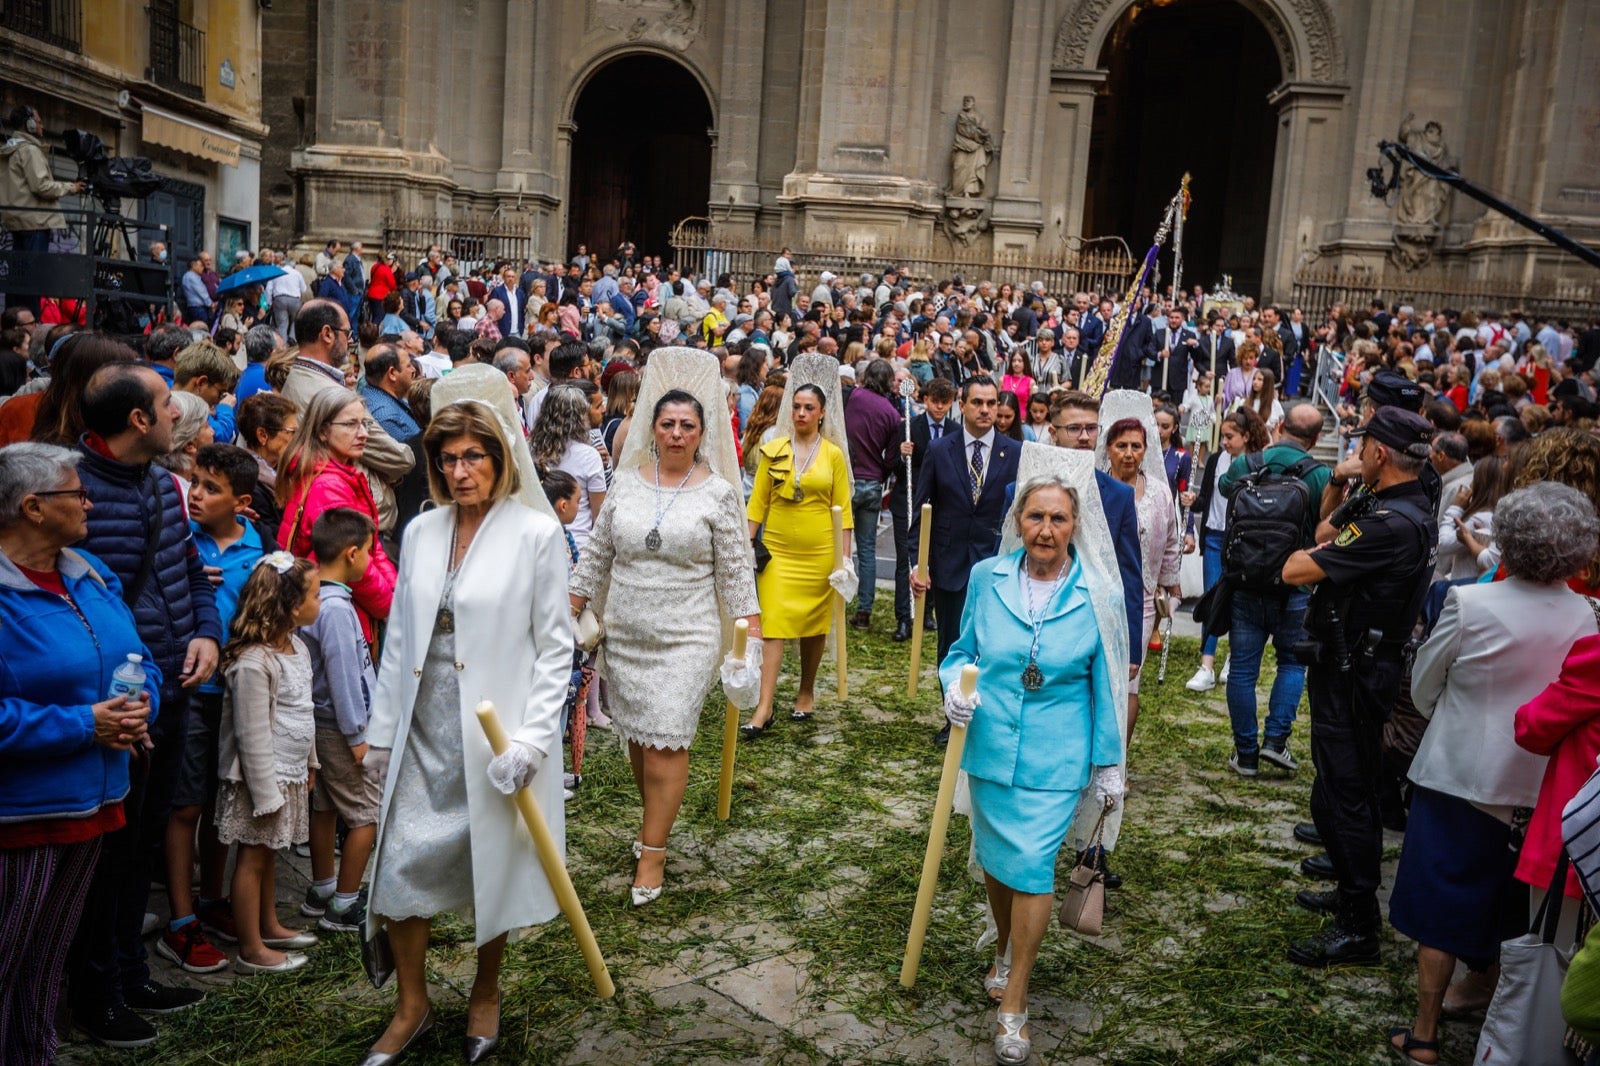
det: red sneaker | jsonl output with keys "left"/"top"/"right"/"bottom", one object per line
{"left": 154, "top": 922, "right": 229, "bottom": 974}
{"left": 197, "top": 899, "right": 239, "bottom": 944}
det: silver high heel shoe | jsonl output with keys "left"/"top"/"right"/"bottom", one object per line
{"left": 631, "top": 844, "right": 666, "bottom": 907}
{"left": 983, "top": 943, "right": 1012, "bottom": 1001}
{"left": 357, "top": 1007, "right": 434, "bottom": 1066}
{"left": 994, "top": 1010, "right": 1029, "bottom": 1064}
{"left": 462, "top": 993, "right": 501, "bottom": 1064}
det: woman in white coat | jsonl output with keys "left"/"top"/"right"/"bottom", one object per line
{"left": 361, "top": 393, "right": 573, "bottom": 1066}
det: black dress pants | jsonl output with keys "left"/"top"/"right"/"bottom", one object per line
{"left": 1307, "top": 658, "right": 1402, "bottom": 928}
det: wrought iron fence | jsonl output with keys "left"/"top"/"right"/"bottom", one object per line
{"left": 381, "top": 213, "right": 537, "bottom": 275}
{"left": 668, "top": 218, "right": 1137, "bottom": 301}
{"left": 147, "top": 6, "right": 204, "bottom": 100}
{"left": 0, "top": 0, "right": 81, "bottom": 51}
{"left": 1291, "top": 263, "right": 1600, "bottom": 323}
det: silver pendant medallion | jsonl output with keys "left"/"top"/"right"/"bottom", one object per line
{"left": 645, "top": 528, "right": 662, "bottom": 551}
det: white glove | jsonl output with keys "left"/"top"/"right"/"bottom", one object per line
{"left": 365, "top": 748, "right": 392, "bottom": 790}
{"left": 943, "top": 678, "right": 980, "bottom": 728}
{"left": 487, "top": 740, "right": 540, "bottom": 795}
{"left": 1092, "top": 765, "right": 1126, "bottom": 809}
{"left": 828, "top": 563, "right": 859, "bottom": 602}
{"left": 719, "top": 637, "right": 764, "bottom": 711}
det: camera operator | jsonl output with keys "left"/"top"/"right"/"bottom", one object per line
{"left": 0, "top": 106, "right": 85, "bottom": 315}
{"left": 1279, "top": 406, "right": 1438, "bottom": 968}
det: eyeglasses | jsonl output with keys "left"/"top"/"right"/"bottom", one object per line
{"left": 36, "top": 488, "right": 89, "bottom": 503}
{"left": 1052, "top": 423, "right": 1100, "bottom": 437}
{"left": 435, "top": 450, "right": 491, "bottom": 472}
{"left": 328, "top": 419, "right": 367, "bottom": 432}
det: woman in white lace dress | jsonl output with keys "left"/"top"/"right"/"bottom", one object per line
{"left": 569, "top": 373, "right": 762, "bottom": 907}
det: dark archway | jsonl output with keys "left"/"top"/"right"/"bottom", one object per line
{"left": 567, "top": 54, "right": 712, "bottom": 262}
{"left": 1084, "top": 0, "right": 1281, "bottom": 298}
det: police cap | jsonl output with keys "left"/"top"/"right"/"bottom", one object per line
{"left": 1350, "top": 406, "right": 1433, "bottom": 459}
{"left": 1363, "top": 369, "right": 1425, "bottom": 412}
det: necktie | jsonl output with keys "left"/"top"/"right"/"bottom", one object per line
{"left": 969, "top": 440, "right": 985, "bottom": 502}
{"left": 931, "top": 422, "right": 941, "bottom": 442}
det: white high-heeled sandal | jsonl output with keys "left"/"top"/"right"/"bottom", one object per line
{"left": 631, "top": 844, "right": 666, "bottom": 907}
{"left": 983, "top": 943, "right": 1012, "bottom": 1000}
{"left": 994, "top": 1011, "right": 1029, "bottom": 1064}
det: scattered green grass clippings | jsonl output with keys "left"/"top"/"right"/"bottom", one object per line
{"left": 83, "top": 625, "right": 1465, "bottom": 1065}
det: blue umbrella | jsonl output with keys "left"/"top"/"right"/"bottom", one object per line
{"left": 215, "top": 263, "right": 288, "bottom": 295}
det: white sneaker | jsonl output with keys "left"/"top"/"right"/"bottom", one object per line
{"left": 1185, "top": 666, "right": 1216, "bottom": 692}
{"left": 1218, "top": 658, "right": 1231, "bottom": 685}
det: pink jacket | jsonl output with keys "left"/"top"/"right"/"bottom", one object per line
{"left": 278, "top": 458, "right": 396, "bottom": 644}
{"left": 1515, "top": 633, "right": 1600, "bottom": 899}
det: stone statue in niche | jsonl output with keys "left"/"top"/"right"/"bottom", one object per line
{"left": 1390, "top": 112, "right": 1452, "bottom": 271}
{"left": 942, "top": 202, "right": 989, "bottom": 247}
{"left": 948, "top": 96, "right": 995, "bottom": 199}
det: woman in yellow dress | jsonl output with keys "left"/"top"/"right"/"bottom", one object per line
{"left": 742, "top": 376, "right": 854, "bottom": 735}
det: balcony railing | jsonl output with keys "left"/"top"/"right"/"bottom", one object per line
{"left": 147, "top": 6, "right": 204, "bottom": 100}
{"left": 0, "top": 0, "right": 83, "bottom": 52}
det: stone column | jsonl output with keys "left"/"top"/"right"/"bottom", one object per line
{"left": 708, "top": 0, "right": 765, "bottom": 238}
{"left": 780, "top": 0, "right": 940, "bottom": 246}
{"left": 292, "top": 0, "right": 456, "bottom": 244}
{"left": 1042, "top": 68, "right": 1105, "bottom": 250}
{"left": 1262, "top": 82, "right": 1348, "bottom": 302}
{"left": 1321, "top": 0, "right": 1416, "bottom": 259}
{"left": 496, "top": 0, "right": 562, "bottom": 258}
{"left": 987, "top": 0, "right": 1050, "bottom": 252}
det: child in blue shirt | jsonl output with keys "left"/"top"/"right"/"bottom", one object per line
{"left": 157, "top": 444, "right": 273, "bottom": 973}
{"left": 298, "top": 507, "right": 379, "bottom": 931}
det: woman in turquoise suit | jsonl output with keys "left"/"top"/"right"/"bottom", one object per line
{"left": 940, "top": 465, "right": 1126, "bottom": 1066}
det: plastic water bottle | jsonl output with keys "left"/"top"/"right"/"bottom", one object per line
{"left": 108, "top": 653, "right": 147, "bottom": 701}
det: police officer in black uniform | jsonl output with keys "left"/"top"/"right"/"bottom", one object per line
{"left": 1281, "top": 407, "right": 1439, "bottom": 967}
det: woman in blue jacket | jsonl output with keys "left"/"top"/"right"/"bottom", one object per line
{"left": 0, "top": 443, "right": 161, "bottom": 1060}
{"left": 940, "top": 466, "right": 1125, "bottom": 1066}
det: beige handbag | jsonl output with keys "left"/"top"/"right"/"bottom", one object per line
{"left": 1059, "top": 806, "right": 1109, "bottom": 935}
{"left": 573, "top": 604, "right": 604, "bottom": 654}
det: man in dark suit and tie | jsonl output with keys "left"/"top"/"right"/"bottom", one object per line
{"left": 1150, "top": 306, "right": 1198, "bottom": 399}
{"left": 910, "top": 375, "right": 1020, "bottom": 744}
{"left": 1047, "top": 389, "right": 1145, "bottom": 886}
{"left": 1109, "top": 300, "right": 1153, "bottom": 391}
{"left": 890, "top": 376, "right": 959, "bottom": 641}
{"left": 1197, "top": 314, "right": 1236, "bottom": 382}
{"left": 1080, "top": 297, "right": 1112, "bottom": 358}
{"left": 488, "top": 264, "right": 524, "bottom": 338}
{"left": 1259, "top": 305, "right": 1296, "bottom": 382}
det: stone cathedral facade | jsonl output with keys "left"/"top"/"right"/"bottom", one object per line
{"left": 261, "top": 0, "right": 1600, "bottom": 303}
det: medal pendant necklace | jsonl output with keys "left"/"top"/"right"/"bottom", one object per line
{"left": 791, "top": 432, "right": 821, "bottom": 503}
{"left": 647, "top": 459, "right": 698, "bottom": 551}
{"left": 1020, "top": 553, "right": 1073, "bottom": 691}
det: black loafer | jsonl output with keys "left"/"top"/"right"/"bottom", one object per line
{"left": 893, "top": 620, "right": 912, "bottom": 642}
{"left": 1077, "top": 846, "right": 1124, "bottom": 890}
{"left": 1294, "top": 888, "right": 1338, "bottom": 914}
{"left": 1286, "top": 923, "right": 1381, "bottom": 968}
{"left": 1299, "top": 852, "right": 1337, "bottom": 880}
{"left": 849, "top": 611, "right": 872, "bottom": 631}
{"left": 1292, "top": 822, "right": 1322, "bottom": 847}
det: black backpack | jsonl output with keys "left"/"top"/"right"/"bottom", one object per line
{"left": 1221, "top": 452, "right": 1323, "bottom": 593}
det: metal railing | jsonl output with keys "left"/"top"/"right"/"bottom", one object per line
{"left": 1291, "top": 262, "right": 1600, "bottom": 323}
{"left": 147, "top": 6, "right": 204, "bottom": 100}
{"left": 668, "top": 218, "right": 1137, "bottom": 299}
{"left": 0, "top": 0, "right": 81, "bottom": 51}
{"left": 0, "top": 203, "right": 174, "bottom": 335}
{"left": 381, "top": 213, "right": 538, "bottom": 274}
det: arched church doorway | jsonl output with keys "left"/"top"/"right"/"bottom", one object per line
{"left": 1084, "top": 0, "right": 1281, "bottom": 298}
{"left": 567, "top": 54, "right": 713, "bottom": 263}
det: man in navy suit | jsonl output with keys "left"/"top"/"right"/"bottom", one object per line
{"left": 1196, "top": 314, "right": 1236, "bottom": 380}
{"left": 890, "top": 376, "right": 959, "bottom": 642}
{"left": 1047, "top": 388, "right": 1145, "bottom": 887}
{"left": 910, "top": 375, "right": 1020, "bottom": 744}
{"left": 1149, "top": 306, "right": 1198, "bottom": 399}
{"left": 487, "top": 264, "right": 524, "bottom": 338}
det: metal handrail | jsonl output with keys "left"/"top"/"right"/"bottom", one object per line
{"left": 1311, "top": 344, "right": 1346, "bottom": 418}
